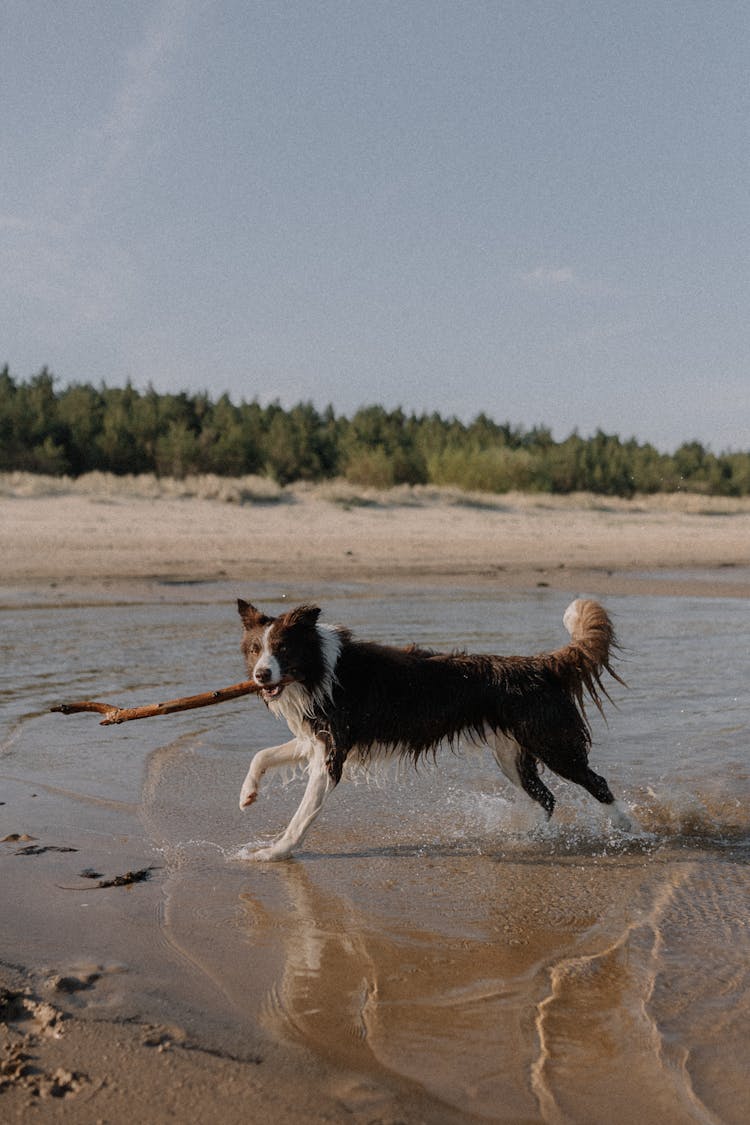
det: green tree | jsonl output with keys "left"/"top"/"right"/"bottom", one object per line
{"left": 1, "top": 366, "right": 749, "bottom": 496}
{"left": 57, "top": 383, "right": 106, "bottom": 473}
{"left": 341, "top": 406, "right": 427, "bottom": 487}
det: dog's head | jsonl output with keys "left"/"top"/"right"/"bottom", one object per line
{"left": 237, "top": 600, "right": 323, "bottom": 701}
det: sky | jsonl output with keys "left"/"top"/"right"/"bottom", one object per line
{"left": 2, "top": 1, "right": 748, "bottom": 452}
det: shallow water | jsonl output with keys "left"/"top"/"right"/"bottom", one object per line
{"left": 2, "top": 580, "right": 749, "bottom": 1122}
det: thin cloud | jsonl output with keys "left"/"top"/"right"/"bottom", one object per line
{"left": 98, "top": 0, "right": 189, "bottom": 181}
{"left": 2, "top": 1, "right": 193, "bottom": 338}
{"left": 521, "top": 266, "right": 578, "bottom": 289}
{"left": 520, "top": 265, "right": 612, "bottom": 298}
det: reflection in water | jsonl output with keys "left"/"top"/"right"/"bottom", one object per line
{"left": 238, "top": 858, "right": 546, "bottom": 1121}
{"left": 243, "top": 865, "right": 378, "bottom": 1047}
{"left": 228, "top": 853, "right": 750, "bottom": 1124}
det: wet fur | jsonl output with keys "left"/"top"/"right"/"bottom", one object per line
{"left": 237, "top": 598, "right": 630, "bottom": 860}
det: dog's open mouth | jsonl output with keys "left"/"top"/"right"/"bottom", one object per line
{"left": 261, "top": 683, "right": 286, "bottom": 701}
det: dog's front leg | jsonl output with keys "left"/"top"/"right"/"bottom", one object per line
{"left": 249, "top": 739, "right": 332, "bottom": 862}
{"left": 239, "top": 738, "right": 301, "bottom": 809}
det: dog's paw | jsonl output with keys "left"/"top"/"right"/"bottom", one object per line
{"left": 244, "top": 844, "right": 292, "bottom": 862}
{"left": 239, "top": 786, "right": 258, "bottom": 810}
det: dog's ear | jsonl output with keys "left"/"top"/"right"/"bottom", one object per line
{"left": 237, "top": 599, "right": 267, "bottom": 627}
{"left": 284, "top": 604, "right": 321, "bottom": 629}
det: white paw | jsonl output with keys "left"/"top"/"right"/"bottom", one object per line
{"left": 246, "top": 845, "right": 291, "bottom": 862}
{"left": 239, "top": 785, "right": 258, "bottom": 810}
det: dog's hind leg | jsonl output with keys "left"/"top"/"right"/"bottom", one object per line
{"left": 517, "top": 748, "right": 556, "bottom": 818}
{"left": 493, "top": 733, "right": 555, "bottom": 818}
{"left": 239, "top": 738, "right": 301, "bottom": 809}
{"left": 575, "top": 766, "right": 632, "bottom": 831}
{"left": 542, "top": 752, "right": 632, "bottom": 831}
{"left": 248, "top": 738, "right": 332, "bottom": 861}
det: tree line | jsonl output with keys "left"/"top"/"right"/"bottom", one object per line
{"left": 1, "top": 367, "right": 748, "bottom": 497}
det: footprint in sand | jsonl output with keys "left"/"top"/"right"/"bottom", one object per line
{"left": 0, "top": 985, "right": 89, "bottom": 1100}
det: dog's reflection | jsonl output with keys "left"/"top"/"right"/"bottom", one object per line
{"left": 235, "top": 859, "right": 549, "bottom": 1120}
{"left": 238, "top": 862, "right": 380, "bottom": 1053}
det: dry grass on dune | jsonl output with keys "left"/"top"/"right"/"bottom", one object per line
{"left": 2, "top": 470, "right": 750, "bottom": 516}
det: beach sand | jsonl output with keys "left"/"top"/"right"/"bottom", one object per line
{"left": 2, "top": 477, "right": 749, "bottom": 1122}
{"left": 2, "top": 474, "right": 750, "bottom": 596}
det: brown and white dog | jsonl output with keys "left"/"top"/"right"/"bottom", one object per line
{"left": 237, "top": 598, "right": 631, "bottom": 860}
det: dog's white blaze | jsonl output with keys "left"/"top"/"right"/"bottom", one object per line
{"left": 254, "top": 623, "right": 281, "bottom": 686}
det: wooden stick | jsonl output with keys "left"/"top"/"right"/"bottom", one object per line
{"left": 51, "top": 679, "right": 266, "bottom": 726}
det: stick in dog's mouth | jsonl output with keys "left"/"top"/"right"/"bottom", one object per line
{"left": 260, "top": 683, "right": 287, "bottom": 701}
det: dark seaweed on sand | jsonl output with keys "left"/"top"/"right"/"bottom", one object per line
{"left": 55, "top": 866, "right": 157, "bottom": 890}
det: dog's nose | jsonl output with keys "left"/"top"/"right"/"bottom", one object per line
{"left": 255, "top": 665, "right": 272, "bottom": 684}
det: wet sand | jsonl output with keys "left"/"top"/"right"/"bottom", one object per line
{"left": 2, "top": 479, "right": 749, "bottom": 1122}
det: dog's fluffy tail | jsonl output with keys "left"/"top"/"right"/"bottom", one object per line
{"left": 551, "top": 598, "right": 624, "bottom": 718}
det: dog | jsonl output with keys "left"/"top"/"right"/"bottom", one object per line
{"left": 237, "top": 597, "right": 631, "bottom": 860}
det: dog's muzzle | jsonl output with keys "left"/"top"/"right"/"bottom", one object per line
{"left": 260, "top": 682, "right": 285, "bottom": 700}
{"left": 254, "top": 666, "right": 290, "bottom": 700}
